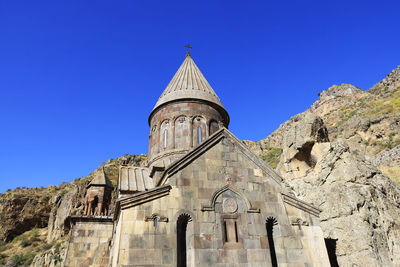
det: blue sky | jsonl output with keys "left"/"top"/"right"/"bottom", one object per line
{"left": 0, "top": 0, "right": 399, "bottom": 192}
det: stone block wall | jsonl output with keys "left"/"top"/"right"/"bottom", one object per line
{"left": 111, "top": 135, "right": 330, "bottom": 266}
{"left": 64, "top": 218, "right": 113, "bottom": 267}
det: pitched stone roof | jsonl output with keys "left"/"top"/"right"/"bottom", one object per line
{"left": 118, "top": 166, "right": 154, "bottom": 192}
{"left": 152, "top": 54, "right": 225, "bottom": 111}
{"left": 88, "top": 169, "right": 113, "bottom": 188}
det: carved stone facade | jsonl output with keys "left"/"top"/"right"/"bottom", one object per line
{"left": 64, "top": 52, "right": 331, "bottom": 266}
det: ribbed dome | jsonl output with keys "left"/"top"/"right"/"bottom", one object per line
{"left": 152, "top": 54, "right": 226, "bottom": 111}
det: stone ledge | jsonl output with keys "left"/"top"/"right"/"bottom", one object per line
{"left": 114, "top": 185, "right": 172, "bottom": 220}
{"left": 68, "top": 215, "right": 113, "bottom": 223}
{"left": 282, "top": 193, "right": 321, "bottom": 217}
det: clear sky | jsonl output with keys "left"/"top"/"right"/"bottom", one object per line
{"left": 1, "top": 0, "right": 399, "bottom": 192}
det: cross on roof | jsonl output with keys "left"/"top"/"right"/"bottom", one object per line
{"left": 185, "top": 44, "right": 192, "bottom": 56}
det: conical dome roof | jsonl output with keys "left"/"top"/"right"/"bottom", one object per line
{"left": 152, "top": 54, "right": 226, "bottom": 112}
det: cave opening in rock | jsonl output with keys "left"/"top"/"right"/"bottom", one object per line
{"left": 324, "top": 238, "right": 339, "bottom": 267}
{"left": 294, "top": 141, "right": 316, "bottom": 167}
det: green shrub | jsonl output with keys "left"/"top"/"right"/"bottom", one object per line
{"left": 0, "top": 241, "right": 6, "bottom": 252}
{"left": 20, "top": 237, "right": 32, "bottom": 247}
{"left": 0, "top": 253, "right": 7, "bottom": 265}
{"left": 41, "top": 242, "right": 52, "bottom": 251}
{"left": 12, "top": 253, "right": 36, "bottom": 266}
{"left": 260, "top": 147, "right": 283, "bottom": 169}
{"left": 59, "top": 189, "right": 69, "bottom": 197}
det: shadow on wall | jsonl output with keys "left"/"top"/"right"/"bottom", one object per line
{"left": 324, "top": 238, "right": 339, "bottom": 267}
{"left": 266, "top": 217, "right": 278, "bottom": 267}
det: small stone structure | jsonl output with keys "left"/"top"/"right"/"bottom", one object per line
{"left": 83, "top": 169, "right": 113, "bottom": 216}
{"left": 64, "top": 51, "right": 331, "bottom": 266}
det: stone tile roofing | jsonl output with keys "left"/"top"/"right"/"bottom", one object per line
{"left": 118, "top": 166, "right": 154, "bottom": 192}
{"left": 88, "top": 170, "right": 113, "bottom": 188}
{"left": 153, "top": 54, "right": 225, "bottom": 111}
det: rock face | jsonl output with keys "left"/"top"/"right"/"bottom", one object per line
{"left": 277, "top": 112, "right": 329, "bottom": 178}
{"left": 30, "top": 241, "right": 68, "bottom": 267}
{"left": 311, "top": 84, "right": 366, "bottom": 115}
{"left": 246, "top": 65, "right": 400, "bottom": 266}
{"left": 370, "top": 65, "right": 400, "bottom": 92}
{"left": 278, "top": 114, "right": 400, "bottom": 266}
{"left": 32, "top": 154, "right": 147, "bottom": 267}
{"left": 47, "top": 187, "right": 78, "bottom": 243}
{"left": 0, "top": 189, "right": 52, "bottom": 242}
{"left": 0, "top": 154, "right": 147, "bottom": 266}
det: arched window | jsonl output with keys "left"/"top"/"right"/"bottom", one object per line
{"left": 193, "top": 117, "right": 206, "bottom": 146}
{"left": 163, "top": 129, "right": 168, "bottom": 149}
{"left": 266, "top": 217, "right": 278, "bottom": 267}
{"left": 177, "top": 214, "right": 191, "bottom": 267}
{"left": 198, "top": 126, "right": 202, "bottom": 144}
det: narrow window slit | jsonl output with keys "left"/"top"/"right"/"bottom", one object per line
{"left": 223, "top": 221, "right": 228, "bottom": 242}
{"left": 163, "top": 129, "right": 167, "bottom": 148}
{"left": 234, "top": 221, "right": 239, "bottom": 242}
{"left": 198, "top": 126, "right": 202, "bottom": 144}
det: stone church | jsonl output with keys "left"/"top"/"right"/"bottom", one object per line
{"left": 64, "top": 50, "right": 331, "bottom": 266}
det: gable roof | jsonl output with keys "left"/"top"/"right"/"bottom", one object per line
{"left": 118, "top": 166, "right": 154, "bottom": 193}
{"left": 88, "top": 169, "right": 113, "bottom": 188}
{"left": 156, "top": 127, "right": 283, "bottom": 186}
{"left": 152, "top": 54, "right": 226, "bottom": 113}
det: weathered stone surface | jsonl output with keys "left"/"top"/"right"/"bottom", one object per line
{"left": 277, "top": 112, "right": 329, "bottom": 179}
{"left": 370, "top": 65, "right": 400, "bottom": 93}
{"left": 63, "top": 220, "right": 113, "bottom": 267}
{"left": 47, "top": 188, "right": 77, "bottom": 242}
{"left": 246, "top": 65, "right": 400, "bottom": 266}
{"left": 30, "top": 241, "right": 68, "bottom": 267}
{"left": 272, "top": 113, "right": 400, "bottom": 267}
{"left": 0, "top": 190, "right": 51, "bottom": 242}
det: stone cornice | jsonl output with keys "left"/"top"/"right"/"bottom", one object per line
{"left": 281, "top": 193, "right": 321, "bottom": 217}
{"left": 67, "top": 215, "right": 113, "bottom": 224}
{"left": 147, "top": 148, "right": 189, "bottom": 166}
{"left": 114, "top": 185, "right": 172, "bottom": 220}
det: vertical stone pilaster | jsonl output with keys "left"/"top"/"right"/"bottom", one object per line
{"left": 189, "top": 116, "right": 194, "bottom": 148}
{"left": 172, "top": 117, "right": 176, "bottom": 149}
{"left": 205, "top": 117, "right": 210, "bottom": 138}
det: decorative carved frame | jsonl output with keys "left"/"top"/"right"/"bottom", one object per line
{"left": 201, "top": 185, "right": 260, "bottom": 213}
{"left": 145, "top": 213, "right": 169, "bottom": 222}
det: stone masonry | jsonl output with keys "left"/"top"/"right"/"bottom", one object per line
{"left": 64, "top": 51, "right": 331, "bottom": 266}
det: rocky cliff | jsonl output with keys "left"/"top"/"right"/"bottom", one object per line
{"left": 246, "top": 65, "right": 400, "bottom": 266}
{"left": 0, "top": 154, "right": 146, "bottom": 267}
